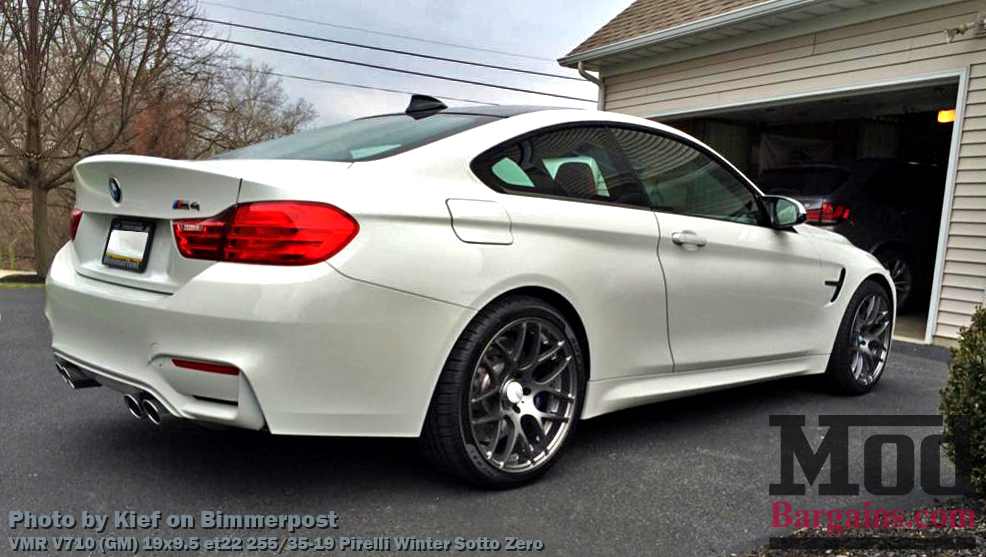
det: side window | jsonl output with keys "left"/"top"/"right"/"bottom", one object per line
{"left": 473, "top": 127, "right": 646, "bottom": 207}
{"left": 611, "top": 127, "right": 763, "bottom": 225}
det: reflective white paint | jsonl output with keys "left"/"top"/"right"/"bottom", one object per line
{"left": 46, "top": 109, "right": 894, "bottom": 436}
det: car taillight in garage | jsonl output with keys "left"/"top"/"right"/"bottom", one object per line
{"left": 806, "top": 202, "right": 851, "bottom": 225}
{"left": 70, "top": 209, "right": 83, "bottom": 241}
{"left": 173, "top": 201, "right": 359, "bottom": 265}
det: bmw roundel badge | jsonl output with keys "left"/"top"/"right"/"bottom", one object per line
{"left": 109, "top": 177, "right": 122, "bottom": 203}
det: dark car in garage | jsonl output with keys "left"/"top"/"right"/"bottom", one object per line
{"left": 758, "top": 160, "right": 945, "bottom": 310}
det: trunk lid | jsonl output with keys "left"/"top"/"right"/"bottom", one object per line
{"left": 75, "top": 155, "right": 243, "bottom": 219}
{"left": 71, "top": 155, "right": 352, "bottom": 293}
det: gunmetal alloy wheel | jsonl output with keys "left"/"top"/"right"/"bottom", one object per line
{"left": 422, "top": 296, "right": 586, "bottom": 487}
{"left": 849, "top": 292, "right": 892, "bottom": 386}
{"left": 825, "top": 280, "right": 893, "bottom": 395}
{"left": 468, "top": 318, "right": 578, "bottom": 473}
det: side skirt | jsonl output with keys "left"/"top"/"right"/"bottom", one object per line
{"left": 581, "top": 354, "right": 829, "bottom": 419}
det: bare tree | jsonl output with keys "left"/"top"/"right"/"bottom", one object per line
{"left": 132, "top": 60, "right": 317, "bottom": 160}
{"left": 0, "top": 0, "right": 218, "bottom": 277}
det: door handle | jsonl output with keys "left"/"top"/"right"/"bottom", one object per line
{"left": 671, "top": 230, "right": 708, "bottom": 247}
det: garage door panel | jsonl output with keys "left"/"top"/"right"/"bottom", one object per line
{"left": 941, "top": 286, "right": 986, "bottom": 304}
{"left": 943, "top": 273, "right": 986, "bottom": 289}
{"left": 944, "top": 260, "right": 986, "bottom": 278}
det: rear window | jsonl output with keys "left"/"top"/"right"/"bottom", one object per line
{"left": 759, "top": 167, "right": 849, "bottom": 196}
{"left": 213, "top": 113, "right": 497, "bottom": 162}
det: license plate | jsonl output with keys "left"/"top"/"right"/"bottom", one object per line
{"left": 102, "top": 219, "right": 155, "bottom": 273}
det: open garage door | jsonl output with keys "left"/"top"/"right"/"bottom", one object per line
{"left": 666, "top": 79, "right": 960, "bottom": 342}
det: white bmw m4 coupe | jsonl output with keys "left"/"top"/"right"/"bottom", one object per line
{"left": 47, "top": 95, "right": 895, "bottom": 487}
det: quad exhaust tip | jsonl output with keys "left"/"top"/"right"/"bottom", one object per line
{"left": 55, "top": 361, "right": 100, "bottom": 389}
{"left": 124, "top": 394, "right": 169, "bottom": 426}
{"left": 141, "top": 398, "right": 164, "bottom": 426}
{"left": 123, "top": 394, "right": 143, "bottom": 420}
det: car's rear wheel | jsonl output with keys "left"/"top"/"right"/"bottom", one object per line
{"left": 824, "top": 280, "right": 893, "bottom": 395}
{"left": 422, "top": 296, "right": 586, "bottom": 487}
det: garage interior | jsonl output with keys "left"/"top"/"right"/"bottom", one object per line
{"left": 666, "top": 80, "right": 960, "bottom": 342}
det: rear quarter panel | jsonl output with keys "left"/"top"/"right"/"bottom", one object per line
{"left": 325, "top": 112, "right": 675, "bottom": 383}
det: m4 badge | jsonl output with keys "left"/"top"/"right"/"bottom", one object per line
{"left": 172, "top": 199, "right": 200, "bottom": 211}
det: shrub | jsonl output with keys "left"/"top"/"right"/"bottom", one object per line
{"left": 941, "top": 305, "right": 986, "bottom": 495}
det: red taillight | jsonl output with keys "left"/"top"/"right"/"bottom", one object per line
{"left": 806, "top": 202, "right": 850, "bottom": 225}
{"left": 172, "top": 358, "right": 240, "bottom": 375}
{"left": 70, "top": 209, "right": 83, "bottom": 241}
{"left": 173, "top": 201, "right": 359, "bottom": 266}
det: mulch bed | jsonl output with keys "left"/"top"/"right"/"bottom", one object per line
{"left": 738, "top": 497, "right": 985, "bottom": 557}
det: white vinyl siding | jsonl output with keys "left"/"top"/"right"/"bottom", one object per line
{"left": 940, "top": 62, "right": 986, "bottom": 339}
{"left": 599, "top": 0, "right": 986, "bottom": 341}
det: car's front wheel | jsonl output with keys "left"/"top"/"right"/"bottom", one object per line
{"left": 824, "top": 280, "right": 894, "bottom": 395}
{"left": 422, "top": 296, "right": 586, "bottom": 487}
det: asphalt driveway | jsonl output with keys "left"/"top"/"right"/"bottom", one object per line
{"left": 0, "top": 288, "right": 958, "bottom": 556}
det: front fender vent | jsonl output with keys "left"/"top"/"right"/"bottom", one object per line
{"left": 825, "top": 268, "right": 846, "bottom": 303}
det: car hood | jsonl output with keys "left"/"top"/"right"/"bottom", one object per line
{"left": 799, "top": 224, "right": 884, "bottom": 268}
{"left": 797, "top": 224, "right": 852, "bottom": 246}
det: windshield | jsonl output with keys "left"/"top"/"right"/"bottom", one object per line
{"left": 213, "top": 113, "right": 498, "bottom": 162}
{"left": 759, "top": 166, "right": 850, "bottom": 196}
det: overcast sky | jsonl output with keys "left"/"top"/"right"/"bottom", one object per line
{"left": 198, "top": 0, "right": 631, "bottom": 125}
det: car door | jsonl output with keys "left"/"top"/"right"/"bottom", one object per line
{"left": 470, "top": 125, "right": 675, "bottom": 381}
{"left": 610, "top": 126, "right": 827, "bottom": 372}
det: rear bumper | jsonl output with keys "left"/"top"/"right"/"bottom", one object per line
{"left": 45, "top": 244, "right": 475, "bottom": 436}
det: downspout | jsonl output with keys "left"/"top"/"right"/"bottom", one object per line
{"left": 578, "top": 61, "right": 605, "bottom": 111}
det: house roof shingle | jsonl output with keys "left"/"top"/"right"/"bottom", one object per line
{"left": 565, "top": 0, "right": 772, "bottom": 58}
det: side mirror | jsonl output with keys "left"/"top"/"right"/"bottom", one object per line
{"left": 763, "top": 195, "right": 807, "bottom": 229}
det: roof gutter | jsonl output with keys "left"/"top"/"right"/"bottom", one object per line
{"left": 558, "top": 0, "right": 827, "bottom": 68}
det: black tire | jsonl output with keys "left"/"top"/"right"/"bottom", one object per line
{"left": 875, "top": 247, "right": 916, "bottom": 311}
{"left": 824, "top": 280, "right": 894, "bottom": 395}
{"left": 421, "top": 295, "right": 586, "bottom": 488}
